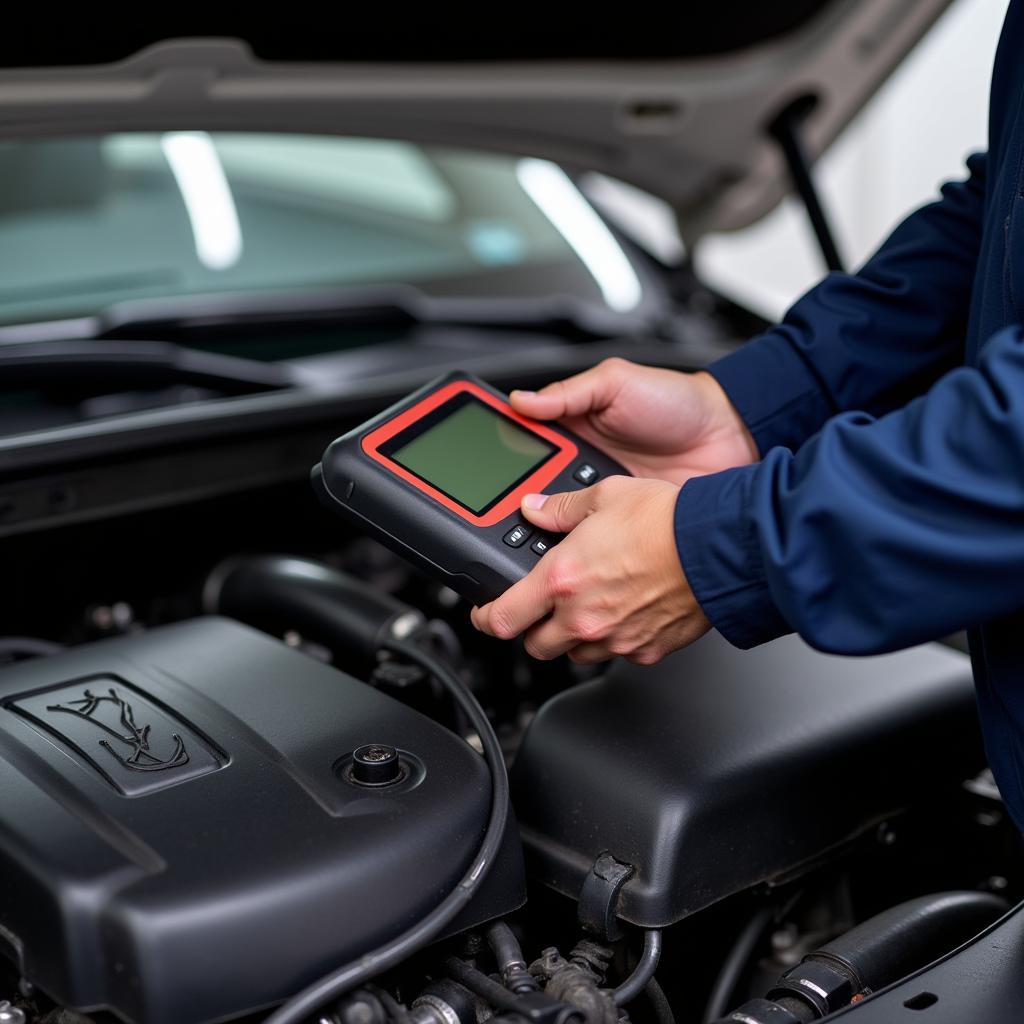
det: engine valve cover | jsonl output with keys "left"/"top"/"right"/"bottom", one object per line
{"left": 0, "top": 617, "right": 523, "bottom": 1024}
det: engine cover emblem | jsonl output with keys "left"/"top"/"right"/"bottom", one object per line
{"left": 6, "top": 676, "right": 224, "bottom": 796}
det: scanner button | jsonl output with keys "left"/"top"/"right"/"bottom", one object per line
{"left": 573, "top": 463, "right": 599, "bottom": 486}
{"left": 503, "top": 523, "right": 532, "bottom": 548}
{"left": 531, "top": 535, "right": 555, "bottom": 556}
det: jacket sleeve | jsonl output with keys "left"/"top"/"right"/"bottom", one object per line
{"left": 707, "top": 152, "right": 988, "bottom": 455}
{"left": 676, "top": 324, "right": 1024, "bottom": 654}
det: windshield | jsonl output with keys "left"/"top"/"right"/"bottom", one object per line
{"left": 0, "top": 133, "right": 643, "bottom": 326}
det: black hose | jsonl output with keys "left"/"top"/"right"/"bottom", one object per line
{"left": 487, "top": 921, "right": 526, "bottom": 971}
{"left": 810, "top": 890, "right": 1008, "bottom": 993}
{"left": 486, "top": 921, "right": 540, "bottom": 994}
{"left": 715, "top": 890, "right": 1010, "bottom": 1023}
{"left": 613, "top": 930, "right": 662, "bottom": 1006}
{"left": 644, "top": 978, "right": 676, "bottom": 1024}
{"left": 263, "top": 638, "right": 510, "bottom": 1024}
{"left": 204, "top": 555, "right": 424, "bottom": 671}
{"left": 702, "top": 907, "right": 775, "bottom": 1022}
{"left": 445, "top": 957, "right": 527, "bottom": 1015}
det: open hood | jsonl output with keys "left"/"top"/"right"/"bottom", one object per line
{"left": 0, "top": 1, "right": 953, "bottom": 243}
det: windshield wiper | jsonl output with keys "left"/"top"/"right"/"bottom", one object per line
{"left": 0, "top": 339, "right": 291, "bottom": 394}
{"left": 0, "top": 283, "right": 659, "bottom": 347}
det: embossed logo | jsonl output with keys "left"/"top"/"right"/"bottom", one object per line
{"left": 7, "top": 675, "right": 223, "bottom": 797}
{"left": 46, "top": 686, "right": 189, "bottom": 773}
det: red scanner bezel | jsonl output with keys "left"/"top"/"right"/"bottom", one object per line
{"left": 361, "top": 380, "right": 578, "bottom": 527}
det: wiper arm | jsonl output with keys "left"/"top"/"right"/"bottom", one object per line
{"left": 0, "top": 284, "right": 656, "bottom": 346}
{"left": 101, "top": 285, "right": 423, "bottom": 338}
{"left": 0, "top": 339, "right": 291, "bottom": 394}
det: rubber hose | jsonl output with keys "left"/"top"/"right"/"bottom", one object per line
{"left": 613, "top": 930, "right": 662, "bottom": 1006}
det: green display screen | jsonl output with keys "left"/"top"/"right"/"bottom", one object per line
{"left": 384, "top": 395, "right": 555, "bottom": 514}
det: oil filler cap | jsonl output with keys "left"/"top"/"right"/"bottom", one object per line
{"left": 351, "top": 744, "right": 403, "bottom": 786}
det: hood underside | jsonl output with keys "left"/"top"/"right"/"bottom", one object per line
{"left": 0, "top": 0, "right": 953, "bottom": 242}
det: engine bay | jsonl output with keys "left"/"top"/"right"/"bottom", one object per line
{"left": 0, "top": 475, "right": 1018, "bottom": 1024}
{"left": 0, "top": 321, "right": 1015, "bottom": 1024}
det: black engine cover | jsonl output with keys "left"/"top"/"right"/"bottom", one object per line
{"left": 0, "top": 617, "right": 523, "bottom": 1024}
{"left": 512, "top": 631, "right": 981, "bottom": 927}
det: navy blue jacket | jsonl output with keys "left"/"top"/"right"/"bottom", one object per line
{"left": 676, "top": 2, "right": 1024, "bottom": 827}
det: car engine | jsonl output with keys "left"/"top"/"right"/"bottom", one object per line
{"left": 0, "top": 538, "right": 1017, "bottom": 1024}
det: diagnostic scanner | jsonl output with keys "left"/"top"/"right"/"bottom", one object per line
{"left": 312, "top": 372, "right": 630, "bottom": 605}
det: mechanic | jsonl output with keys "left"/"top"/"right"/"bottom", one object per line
{"left": 471, "top": 0, "right": 1024, "bottom": 831}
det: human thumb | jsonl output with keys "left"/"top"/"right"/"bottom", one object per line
{"left": 520, "top": 488, "right": 596, "bottom": 533}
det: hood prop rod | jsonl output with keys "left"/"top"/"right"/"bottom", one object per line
{"left": 769, "top": 97, "right": 845, "bottom": 274}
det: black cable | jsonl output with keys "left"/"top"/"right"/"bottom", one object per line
{"left": 263, "top": 638, "right": 510, "bottom": 1024}
{"left": 613, "top": 930, "right": 663, "bottom": 1006}
{"left": 644, "top": 978, "right": 676, "bottom": 1024}
{"left": 702, "top": 907, "right": 775, "bottom": 1022}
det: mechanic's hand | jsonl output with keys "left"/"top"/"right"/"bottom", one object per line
{"left": 471, "top": 476, "right": 710, "bottom": 665}
{"left": 509, "top": 357, "right": 758, "bottom": 485}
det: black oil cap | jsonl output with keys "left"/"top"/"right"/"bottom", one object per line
{"left": 351, "top": 744, "right": 403, "bottom": 786}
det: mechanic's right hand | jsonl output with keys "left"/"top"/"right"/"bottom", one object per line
{"left": 509, "top": 358, "right": 759, "bottom": 485}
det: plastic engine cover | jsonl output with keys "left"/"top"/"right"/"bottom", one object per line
{"left": 512, "top": 631, "right": 981, "bottom": 927}
{"left": 0, "top": 617, "right": 524, "bottom": 1024}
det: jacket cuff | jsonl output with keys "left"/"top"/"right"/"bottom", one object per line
{"left": 675, "top": 466, "right": 791, "bottom": 649}
{"left": 706, "top": 330, "right": 836, "bottom": 454}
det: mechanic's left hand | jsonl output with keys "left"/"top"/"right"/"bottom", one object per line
{"left": 471, "top": 476, "right": 710, "bottom": 665}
